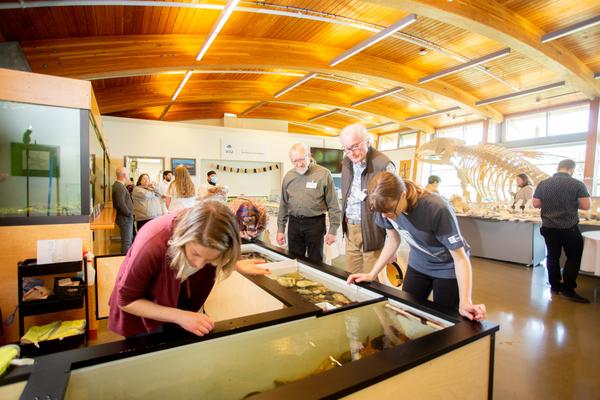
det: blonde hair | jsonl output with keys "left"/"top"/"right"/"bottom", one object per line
{"left": 367, "top": 171, "right": 428, "bottom": 213}
{"left": 169, "top": 165, "right": 195, "bottom": 198}
{"left": 167, "top": 201, "right": 241, "bottom": 280}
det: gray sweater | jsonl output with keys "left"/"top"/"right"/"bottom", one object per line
{"left": 277, "top": 163, "right": 341, "bottom": 235}
{"left": 132, "top": 186, "right": 162, "bottom": 221}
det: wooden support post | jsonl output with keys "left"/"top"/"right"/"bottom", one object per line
{"left": 411, "top": 131, "right": 422, "bottom": 182}
{"left": 482, "top": 119, "right": 489, "bottom": 144}
{"left": 583, "top": 98, "right": 599, "bottom": 193}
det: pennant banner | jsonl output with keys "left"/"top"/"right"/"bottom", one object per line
{"left": 213, "top": 163, "right": 281, "bottom": 174}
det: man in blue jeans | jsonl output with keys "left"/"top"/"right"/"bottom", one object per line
{"left": 112, "top": 166, "right": 134, "bottom": 254}
{"left": 533, "top": 159, "right": 591, "bottom": 303}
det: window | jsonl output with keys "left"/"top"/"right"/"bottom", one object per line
{"left": 436, "top": 122, "right": 483, "bottom": 145}
{"left": 421, "top": 163, "right": 473, "bottom": 200}
{"left": 521, "top": 143, "right": 586, "bottom": 181}
{"left": 505, "top": 104, "right": 589, "bottom": 141}
{"left": 547, "top": 105, "right": 589, "bottom": 136}
{"left": 436, "top": 126, "right": 463, "bottom": 140}
{"left": 378, "top": 133, "right": 398, "bottom": 151}
{"left": 487, "top": 123, "right": 498, "bottom": 143}
{"left": 505, "top": 112, "right": 546, "bottom": 141}
{"left": 398, "top": 133, "right": 417, "bottom": 148}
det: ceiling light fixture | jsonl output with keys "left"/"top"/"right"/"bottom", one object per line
{"left": 405, "top": 106, "right": 461, "bottom": 122}
{"left": 541, "top": 15, "right": 600, "bottom": 43}
{"left": 419, "top": 48, "right": 428, "bottom": 55}
{"left": 475, "top": 81, "right": 566, "bottom": 106}
{"left": 196, "top": 0, "right": 241, "bottom": 61}
{"left": 367, "top": 122, "right": 396, "bottom": 130}
{"left": 307, "top": 108, "right": 340, "bottom": 122}
{"left": 171, "top": 70, "right": 193, "bottom": 101}
{"left": 419, "top": 48, "right": 511, "bottom": 84}
{"left": 351, "top": 87, "right": 404, "bottom": 107}
{"left": 329, "top": 14, "right": 417, "bottom": 67}
{"left": 273, "top": 72, "right": 317, "bottom": 98}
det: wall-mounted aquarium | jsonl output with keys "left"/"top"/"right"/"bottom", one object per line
{"left": 0, "top": 100, "right": 90, "bottom": 224}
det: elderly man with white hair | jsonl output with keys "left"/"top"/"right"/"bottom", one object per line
{"left": 112, "top": 166, "right": 134, "bottom": 254}
{"left": 277, "top": 143, "right": 341, "bottom": 263}
{"left": 340, "top": 123, "right": 395, "bottom": 274}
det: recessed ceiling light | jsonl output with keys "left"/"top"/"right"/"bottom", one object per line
{"left": 419, "top": 48, "right": 428, "bottom": 55}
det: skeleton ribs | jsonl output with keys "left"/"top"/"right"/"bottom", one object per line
{"left": 416, "top": 138, "right": 549, "bottom": 202}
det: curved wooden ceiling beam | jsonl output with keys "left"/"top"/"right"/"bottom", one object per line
{"left": 22, "top": 34, "right": 502, "bottom": 122}
{"left": 94, "top": 80, "right": 436, "bottom": 132}
{"left": 364, "top": 0, "right": 600, "bottom": 98}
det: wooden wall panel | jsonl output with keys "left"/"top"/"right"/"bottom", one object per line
{"left": 0, "top": 68, "right": 92, "bottom": 111}
{"left": 0, "top": 223, "right": 92, "bottom": 344}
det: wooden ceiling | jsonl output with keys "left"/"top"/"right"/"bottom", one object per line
{"left": 0, "top": 0, "right": 598, "bottom": 136}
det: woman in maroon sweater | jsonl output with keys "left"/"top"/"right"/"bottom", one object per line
{"left": 109, "top": 201, "right": 268, "bottom": 337}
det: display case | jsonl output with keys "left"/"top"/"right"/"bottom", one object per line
{"left": 0, "top": 100, "right": 89, "bottom": 224}
{"left": 457, "top": 215, "right": 546, "bottom": 266}
{"left": 1, "top": 241, "right": 498, "bottom": 399}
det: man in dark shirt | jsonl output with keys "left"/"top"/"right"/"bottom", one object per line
{"left": 533, "top": 159, "right": 591, "bottom": 303}
{"left": 112, "top": 166, "right": 134, "bottom": 254}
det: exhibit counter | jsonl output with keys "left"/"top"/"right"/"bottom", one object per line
{"left": 0, "top": 242, "right": 499, "bottom": 400}
{"left": 457, "top": 215, "right": 600, "bottom": 266}
{"left": 457, "top": 216, "right": 546, "bottom": 266}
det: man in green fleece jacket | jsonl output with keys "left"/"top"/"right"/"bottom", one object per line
{"left": 277, "top": 143, "right": 341, "bottom": 263}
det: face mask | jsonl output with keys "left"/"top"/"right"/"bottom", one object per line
{"left": 209, "top": 176, "right": 217, "bottom": 184}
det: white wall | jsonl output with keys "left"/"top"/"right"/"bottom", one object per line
{"left": 102, "top": 116, "right": 338, "bottom": 196}
{"left": 200, "top": 159, "right": 282, "bottom": 197}
{"left": 382, "top": 147, "right": 419, "bottom": 180}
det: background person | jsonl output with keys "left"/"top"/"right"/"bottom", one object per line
{"left": 167, "top": 166, "right": 197, "bottom": 213}
{"left": 347, "top": 172, "right": 486, "bottom": 321}
{"left": 112, "top": 166, "right": 134, "bottom": 254}
{"left": 512, "top": 173, "right": 534, "bottom": 209}
{"left": 276, "top": 143, "right": 341, "bottom": 263}
{"left": 109, "top": 201, "right": 270, "bottom": 338}
{"left": 340, "top": 123, "right": 395, "bottom": 274}
{"left": 425, "top": 175, "right": 441, "bottom": 193}
{"left": 229, "top": 197, "right": 267, "bottom": 241}
{"left": 158, "top": 170, "right": 173, "bottom": 214}
{"left": 132, "top": 173, "right": 163, "bottom": 232}
{"left": 533, "top": 159, "right": 591, "bottom": 303}
{"left": 199, "top": 170, "right": 218, "bottom": 198}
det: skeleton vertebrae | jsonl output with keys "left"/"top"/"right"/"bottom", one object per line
{"left": 416, "top": 138, "right": 549, "bottom": 202}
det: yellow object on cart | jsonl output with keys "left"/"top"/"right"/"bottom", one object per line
{"left": 0, "top": 345, "right": 19, "bottom": 376}
{"left": 21, "top": 320, "right": 86, "bottom": 347}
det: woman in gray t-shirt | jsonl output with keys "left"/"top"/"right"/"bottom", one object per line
{"left": 347, "top": 172, "right": 486, "bottom": 321}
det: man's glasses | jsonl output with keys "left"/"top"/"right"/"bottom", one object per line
{"left": 343, "top": 141, "right": 366, "bottom": 154}
{"left": 291, "top": 155, "right": 309, "bottom": 164}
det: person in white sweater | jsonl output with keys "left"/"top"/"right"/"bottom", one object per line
{"left": 167, "top": 166, "right": 197, "bottom": 213}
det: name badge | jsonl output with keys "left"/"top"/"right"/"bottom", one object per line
{"left": 358, "top": 190, "right": 367, "bottom": 201}
{"left": 306, "top": 181, "right": 317, "bottom": 189}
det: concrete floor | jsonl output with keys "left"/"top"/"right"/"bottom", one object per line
{"left": 92, "top": 256, "right": 600, "bottom": 399}
{"left": 470, "top": 258, "right": 600, "bottom": 400}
